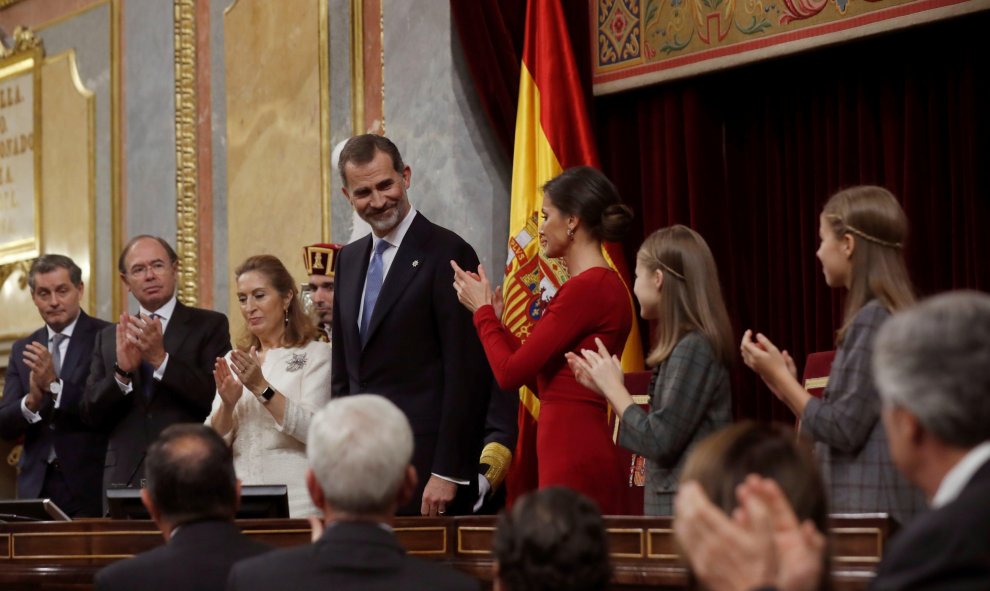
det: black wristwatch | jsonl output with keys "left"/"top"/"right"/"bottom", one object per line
{"left": 256, "top": 386, "right": 276, "bottom": 404}
{"left": 114, "top": 363, "right": 134, "bottom": 380}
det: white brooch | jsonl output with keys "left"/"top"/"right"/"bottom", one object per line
{"left": 412, "top": 260, "right": 420, "bottom": 267}
{"left": 286, "top": 353, "right": 307, "bottom": 372}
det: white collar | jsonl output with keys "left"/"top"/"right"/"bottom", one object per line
{"left": 931, "top": 440, "right": 990, "bottom": 508}
{"left": 46, "top": 313, "right": 80, "bottom": 341}
{"left": 140, "top": 294, "right": 178, "bottom": 321}
{"left": 372, "top": 208, "right": 418, "bottom": 251}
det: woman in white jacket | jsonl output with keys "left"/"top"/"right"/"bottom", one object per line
{"left": 207, "top": 255, "right": 331, "bottom": 517}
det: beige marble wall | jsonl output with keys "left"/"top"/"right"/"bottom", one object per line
{"left": 223, "top": 0, "right": 329, "bottom": 327}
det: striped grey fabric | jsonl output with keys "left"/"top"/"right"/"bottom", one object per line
{"left": 801, "top": 299, "right": 926, "bottom": 525}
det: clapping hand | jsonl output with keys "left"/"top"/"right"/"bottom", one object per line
{"left": 565, "top": 337, "right": 624, "bottom": 398}
{"left": 740, "top": 330, "right": 797, "bottom": 399}
{"left": 228, "top": 347, "right": 268, "bottom": 396}
{"left": 451, "top": 261, "right": 495, "bottom": 314}
{"left": 214, "top": 357, "right": 243, "bottom": 408}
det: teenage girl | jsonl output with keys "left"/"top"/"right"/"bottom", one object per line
{"left": 567, "top": 225, "right": 734, "bottom": 516}
{"left": 739, "top": 185, "right": 925, "bottom": 525}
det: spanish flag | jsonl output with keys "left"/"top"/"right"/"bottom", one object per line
{"left": 502, "top": 0, "right": 643, "bottom": 506}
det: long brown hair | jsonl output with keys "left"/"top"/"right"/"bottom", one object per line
{"left": 822, "top": 186, "right": 914, "bottom": 343}
{"left": 233, "top": 255, "right": 317, "bottom": 350}
{"left": 637, "top": 225, "right": 734, "bottom": 367}
{"left": 679, "top": 421, "right": 832, "bottom": 591}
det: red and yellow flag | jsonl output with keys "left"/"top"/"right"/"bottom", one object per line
{"left": 503, "top": 0, "right": 643, "bottom": 506}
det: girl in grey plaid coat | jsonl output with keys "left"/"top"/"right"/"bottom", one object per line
{"left": 740, "top": 185, "right": 926, "bottom": 525}
{"left": 567, "top": 225, "right": 734, "bottom": 516}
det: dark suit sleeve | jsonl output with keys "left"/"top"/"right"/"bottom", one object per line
{"left": 81, "top": 325, "right": 128, "bottom": 431}
{"left": 0, "top": 341, "right": 35, "bottom": 440}
{"left": 157, "top": 311, "right": 231, "bottom": 417}
{"left": 330, "top": 250, "right": 349, "bottom": 398}
{"left": 430, "top": 239, "right": 492, "bottom": 481}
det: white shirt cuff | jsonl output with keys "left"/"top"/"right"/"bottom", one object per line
{"left": 116, "top": 375, "right": 134, "bottom": 395}
{"left": 20, "top": 397, "right": 42, "bottom": 424}
{"left": 431, "top": 472, "right": 470, "bottom": 486}
{"left": 153, "top": 353, "right": 169, "bottom": 380}
{"left": 53, "top": 379, "right": 64, "bottom": 409}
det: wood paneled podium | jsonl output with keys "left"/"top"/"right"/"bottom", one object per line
{"left": 0, "top": 514, "right": 892, "bottom": 590}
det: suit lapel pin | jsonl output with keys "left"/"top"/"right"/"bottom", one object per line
{"left": 412, "top": 260, "right": 420, "bottom": 267}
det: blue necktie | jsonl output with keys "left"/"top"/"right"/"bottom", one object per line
{"left": 361, "top": 240, "right": 390, "bottom": 343}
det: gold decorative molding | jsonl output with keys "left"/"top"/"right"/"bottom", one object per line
{"left": 173, "top": 0, "right": 199, "bottom": 306}
{"left": 0, "top": 259, "right": 30, "bottom": 290}
{"left": 0, "top": 0, "right": 28, "bottom": 11}
{"left": 319, "top": 0, "right": 330, "bottom": 241}
{"left": 0, "top": 25, "right": 41, "bottom": 58}
{"left": 350, "top": 0, "right": 363, "bottom": 136}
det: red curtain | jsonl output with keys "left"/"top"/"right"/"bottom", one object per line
{"left": 453, "top": 4, "right": 990, "bottom": 422}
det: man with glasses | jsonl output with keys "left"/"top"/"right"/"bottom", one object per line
{"left": 83, "top": 235, "right": 231, "bottom": 502}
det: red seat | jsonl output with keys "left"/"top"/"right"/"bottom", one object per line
{"left": 798, "top": 351, "right": 835, "bottom": 428}
{"left": 803, "top": 351, "right": 836, "bottom": 399}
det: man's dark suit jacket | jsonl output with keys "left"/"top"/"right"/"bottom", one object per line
{"left": 81, "top": 301, "right": 230, "bottom": 492}
{"left": 871, "top": 456, "right": 990, "bottom": 590}
{"left": 227, "top": 520, "right": 479, "bottom": 591}
{"left": 94, "top": 520, "right": 270, "bottom": 591}
{"left": 0, "top": 311, "right": 110, "bottom": 516}
{"left": 331, "top": 213, "right": 492, "bottom": 514}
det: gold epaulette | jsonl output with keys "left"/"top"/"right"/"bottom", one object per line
{"left": 479, "top": 442, "right": 512, "bottom": 492}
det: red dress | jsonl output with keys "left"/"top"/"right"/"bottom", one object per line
{"left": 473, "top": 267, "right": 632, "bottom": 514}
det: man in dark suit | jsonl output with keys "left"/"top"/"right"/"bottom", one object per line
{"left": 867, "top": 290, "right": 990, "bottom": 590}
{"left": 82, "top": 235, "right": 230, "bottom": 496}
{"left": 94, "top": 424, "right": 270, "bottom": 591}
{"left": 228, "top": 394, "right": 478, "bottom": 591}
{"left": 0, "top": 255, "right": 109, "bottom": 517}
{"left": 672, "top": 291, "right": 990, "bottom": 591}
{"left": 331, "top": 134, "right": 491, "bottom": 516}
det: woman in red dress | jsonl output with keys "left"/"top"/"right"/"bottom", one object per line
{"left": 452, "top": 166, "right": 634, "bottom": 514}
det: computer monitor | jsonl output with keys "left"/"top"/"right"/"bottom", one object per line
{"left": 0, "top": 499, "right": 71, "bottom": 522}
{"left": 106, "top": 485, "right": 290, "bottom": 519}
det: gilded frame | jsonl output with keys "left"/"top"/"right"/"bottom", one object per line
{"left": 0, "top": 38, "right": 42, "bottom": 267}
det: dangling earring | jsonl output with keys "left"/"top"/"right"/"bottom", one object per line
{"left": 284, "top": 308, "right": 289, "bottom": 326}
{"left": 567, "top": 227, "right": 575, "bottom": 241}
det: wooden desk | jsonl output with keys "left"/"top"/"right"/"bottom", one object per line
{"left": 0, "top": 514, "right": 892, "bottom": 590}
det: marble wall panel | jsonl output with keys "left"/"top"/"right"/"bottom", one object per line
{"left": 34, "top": 2, "right": 114, "bottom": 320}
{"left": 382, "top": 0, "right": 509, "bottom": 277}
{"left": 223, "top": 0, "right": 327, "bottom": 324}
{"left": 123, "top": 0, "right": 175, "bottom": 252}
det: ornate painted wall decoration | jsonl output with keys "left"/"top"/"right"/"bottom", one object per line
{"left": 592, "top": 0, "right": 990, "bottom": 94}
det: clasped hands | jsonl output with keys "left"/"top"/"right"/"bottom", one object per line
{"left": 22, "top": 342, "right": 58, "bottom": 411}
{"left": 674, "top": 475, "right": 826, "bottom": 591}
{"left": 214, "top": 348, "right": 268, "bottom": 407}
{"left": 114, "top": 313, "right": 167, "bottom": 380}
{"left": 450, "top": 261, "right": 502, "bottom": 318}
{"left": 739, "top": 329, "right": 798, "bottom": 400}
{"left": 565, "top": 337, "right": 624, "bottom": 398}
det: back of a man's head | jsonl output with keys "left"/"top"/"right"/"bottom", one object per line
{"left": 874, "top": 290, "right": 990, "bottom": 448}
{"left": 493, "top": 487, "right": 611, "bottom": 591}
{"left": 145, "top": 424, "right": 238, "bottom": 525}
{"left": 307, "top": 394, "right": 414, "bottom": 515}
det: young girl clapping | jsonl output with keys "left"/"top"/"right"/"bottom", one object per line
{"left": 567, "top": 225, "right": 734, "bottom": 516}
{"left": 740, "top": 185, "right": 925, "bottom": 525}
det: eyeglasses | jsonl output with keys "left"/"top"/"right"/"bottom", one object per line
{"left": 126, "top": 260, "right": 171, "bottom": 278}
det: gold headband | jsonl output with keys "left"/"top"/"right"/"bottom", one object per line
{"left": 844, "top": 223, "right": 903, "bottom": 249}
{"left": 657, "top": 260, "right": 685, "bottom": 281}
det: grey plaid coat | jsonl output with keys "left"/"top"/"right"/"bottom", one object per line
{"left": 801, "top": 299, "right": 926, "bottom": 526}
{"left": 618, "top": 332, "right": 732, "bottom": 516}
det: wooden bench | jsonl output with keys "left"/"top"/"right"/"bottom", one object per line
{"left": 0, "top": 514, "right": 893, "bottom": 590}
